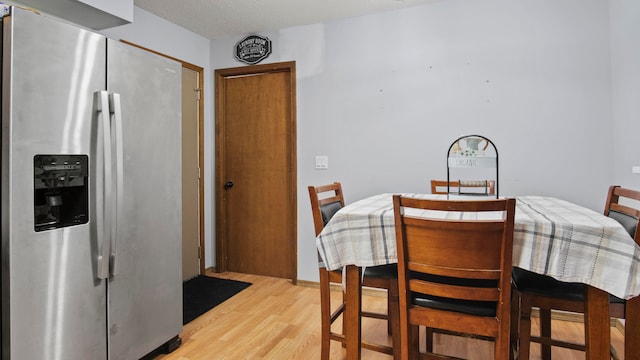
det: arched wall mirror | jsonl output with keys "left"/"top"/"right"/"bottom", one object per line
{"left": 446, "top": 135, "right": 499, "bottom": 198}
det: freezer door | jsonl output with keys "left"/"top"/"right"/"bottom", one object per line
{"left": 1, "top": 8, "right": 108, "bottom": 360}
{"left": 105, "top": 39, "right": 183, "bottom": 359}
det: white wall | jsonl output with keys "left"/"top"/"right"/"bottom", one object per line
{"left": 11, "top": 0, "right": 640, "bottom": 280}
{"left": 91, "top": 0, "right": 639, "bottom": 284}
{"left": 14, "top": 0, "right": 629, "bottom": 282}
{"left": 610, "top": 0, "right": 640, "bottom": 188}
{"left": 211, "top": 0, "right": 615, "bottom": 282}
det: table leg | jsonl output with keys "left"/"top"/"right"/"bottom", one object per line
{"left": 584, "top": 285, "right": 610, "bottom": 360}
{"left": 344, "top": 265, "right": 361, "bottom": 360}
{"left": 625, "top": 295, "right": 640, "bottom": 359}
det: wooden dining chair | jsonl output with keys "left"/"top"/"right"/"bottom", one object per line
{"left": 427, "top": 179, "right": 498, "bottom": 352}
{"left": 430, "top": 180, "right": 459, "bottom": 194}
{"left": 512, "top": 185, "right": 640, "bottom": 360}
{"left": 393, "top": 195, "right": 516, "bottom": 360}
{"left": 430, "top": 179, "right": 495, "bottom": 196}
{"left": 308, "top": 182, "right": 399, "bottom": 359}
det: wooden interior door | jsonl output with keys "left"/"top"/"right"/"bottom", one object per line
{"left": 215, "top": 62, "right": 297, "bottom": 281}
{"left": 182, "top": 66, "right": 201, "bottom": 281}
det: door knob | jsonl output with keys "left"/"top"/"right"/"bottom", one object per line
{"left": 224, "top": 181, "right": 234, "bottom": 190}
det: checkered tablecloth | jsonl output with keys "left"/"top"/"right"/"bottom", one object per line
{"left": 316, "top": 193, "right": 640, "bottom": 299}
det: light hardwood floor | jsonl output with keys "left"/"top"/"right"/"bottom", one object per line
{"left": 152, "top": 272, "right": 625, "bottom": 360}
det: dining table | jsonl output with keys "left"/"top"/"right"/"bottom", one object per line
{"left": 315, "top": 193, "right": 640, "bottom": 360}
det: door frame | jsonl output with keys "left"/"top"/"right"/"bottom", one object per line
{"left": 120, "top": 40, "right": 205, "bottom": 274}
{"left": 214, "top": 61, "right": 297, "bottom": 280}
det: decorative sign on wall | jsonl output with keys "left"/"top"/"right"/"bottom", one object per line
{"left": 235, "top": 34, "right": 272, "bottom": 65}
{"left": 446, "top": 134, "right": 499, "bottom": 198}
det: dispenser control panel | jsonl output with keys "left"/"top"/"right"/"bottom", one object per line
{"left": 34, "top": 155, "right": 89, "bottom": 231}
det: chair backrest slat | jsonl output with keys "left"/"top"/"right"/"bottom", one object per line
{"left": 430, "top": 179, "right": 496, "bottom": 195}
{"left": 604, "top": 185, "right": 640, "bottom": 244}
{"left": 308, "top": 182, "right": 345, "bottom": 236}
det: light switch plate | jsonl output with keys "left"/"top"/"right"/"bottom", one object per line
{"left": 315, "top": 156, "right": 328, "bottom": 170}
{"left": 632, "top": 166, "right": 640, "bottom": 174}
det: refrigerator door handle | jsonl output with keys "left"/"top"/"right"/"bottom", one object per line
{"left": 108, "top": 93, "right": 124, "bottom": 276}
{"left": 95, "top": 90, "right": 112, "bottom": 280}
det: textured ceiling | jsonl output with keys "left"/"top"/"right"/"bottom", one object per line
{"left": 133, "top": 0, "right": 439, "bottom": 40}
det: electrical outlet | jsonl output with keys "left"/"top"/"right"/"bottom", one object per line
{"left": 632, "top": 166, "right": 640, "bottom": 174}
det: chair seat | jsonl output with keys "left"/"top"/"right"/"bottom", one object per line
{"left": 512, "top": 267, "right": 623, "bottom": 303}
{"left": 411, "top": 272, "right": 498, "bottom": 317}
{"left": 321, "top": 263, "right": 398, "bottom": 278}
{"left": 413, "top": 294, "right": 497, "bottom": 317}
{"left": 363, "top": 264, "right": 398, "bottom": 279}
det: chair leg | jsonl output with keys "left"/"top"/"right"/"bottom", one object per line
{"left": 408, "top": 324, "right": 420, "bottom": 360}
{"left": 495, "top": 329, "right": 511, "bottom": 360}
{"left": 519, "top": 294, "right": 533, "bottom": 360}
{"left": 387, "top": 287, "right": 393, "bottom": 335}
{"left": 341, "top": 289, "right": 347, "bottom": 349}
{"left": 425, "top": 328, "right": 434, "bottom": 352}
{"left": 389, "top": 279, "right": 401, "bottom": 360}
{"left": 510, "top": 288, "right": 520, "bottom": 360}
{"left": 539, "top": 308, "right": 552, "bottom": 360}
{"left": 319, "top": 270, "right": 332, "bottom": 360}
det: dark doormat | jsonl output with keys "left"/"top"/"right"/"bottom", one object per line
{"left": 183, "top": 275, "right": 251, "bottom": 324}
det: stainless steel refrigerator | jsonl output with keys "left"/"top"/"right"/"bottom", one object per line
{"left": 1, "top": 7, "right": 183, "bottom": 360}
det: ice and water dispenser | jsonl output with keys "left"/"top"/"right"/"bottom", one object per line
{"left": 34, "top": 155, "right": 89, "bottom": 231}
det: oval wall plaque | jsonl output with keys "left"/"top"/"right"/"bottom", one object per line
{"left": 235, "top": 34, "right": 272, "bottom": 65}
